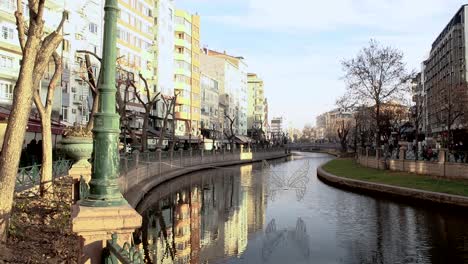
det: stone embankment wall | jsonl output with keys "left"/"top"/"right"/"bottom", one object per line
{"left": 357, "top": 148, "right": 468, "bottom": 180}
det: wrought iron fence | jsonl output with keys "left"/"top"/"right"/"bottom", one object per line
{"left": 103, "top": 234, "right": 143, "bottom": 264}
{"left": 118, "top": 147, "right": 287, "bottom": 194}
{"left": 15, "top": 160, "right": 72, "bottom": 192}
{"left": 446, "top": 150, "right": 468, "bottom": 163}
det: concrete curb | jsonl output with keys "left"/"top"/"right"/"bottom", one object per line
{"left": 317, "top": 165, "right": 468, "bottom": 208}
{"left": 126, "top": 154, "right": 290, "bottom": 208}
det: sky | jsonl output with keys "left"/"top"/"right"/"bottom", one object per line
{"left": 176, "top": 0, "right": 467, "bottom": 129}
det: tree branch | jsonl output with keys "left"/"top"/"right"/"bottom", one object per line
{"left": 14, "top": 0, "right": 26, "bottom": 52}
{"left": 77, "top": 50, "right": 102, "bottom": 62}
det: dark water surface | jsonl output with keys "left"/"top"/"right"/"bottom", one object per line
{"left": 136, "top": 152, "right": 468, "bottom": 264}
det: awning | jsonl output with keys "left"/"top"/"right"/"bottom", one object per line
{"left": 0, "top": 106, "right": 65, "bottom": 135}
{"left": 177, "top": 135, "right": 201, "bottom": 143}
{"left": 234, "top": 135, "right": 252, "bottom": 144}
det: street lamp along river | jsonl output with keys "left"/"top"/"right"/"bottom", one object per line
{"left": 80, "top": 0, "right": 127, "bottom": 207}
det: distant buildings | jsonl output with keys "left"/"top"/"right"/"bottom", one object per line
{"left": 270, "top": 117, "right": 284, "bottom": 138}
{"left": 315, "top": 109, "right": 353, "bottom": 141}
{"left": 0, "top": 0, "right": 274, "bottom": 150}
{"left": 247, "top": 73, "right": 267, "bottom": 130}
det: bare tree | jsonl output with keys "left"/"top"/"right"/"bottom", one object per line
{"left": 0, "top": 1, "right": 68, "bottom": 241}
{"left": 115, "top": 74, "right": 138, "bottom": 145}
{"left": 76, "top": 50, "right": 126, "bottom": 131}
{"left": 33, "top": 52, "right": 62, "bottom": 197}
{"left": 169, "top": 92, "right": 179, "bottom": 151}
{"left": 224, "top": 114, "right": 236, "bottom": 151}
{"left": 436, "top": 83, "right": 465, "bottom": 148}
{"left": 342, "top": 39, "right": 413, "bottom": 147}
{"left": 157, "top": 92, "right": 178, "bottom": 149}
{"left": 130, "top": 74, "right": 160, "bottom": 152}
{"left": 76, "top": 50, "right": 102, "bottom": 131}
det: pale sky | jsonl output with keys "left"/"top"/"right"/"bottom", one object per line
{"left": 177, "top": 0, "right": 466, "bottom": 129}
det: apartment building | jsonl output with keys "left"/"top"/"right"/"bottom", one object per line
{"left": 205, "top": 49, "right": 248, "bottom": 136}
{"left": 173, "top": 9, "right": 201, "bottom": 137}
{"left": 148, "top": 0, "right": 174, "bottom": 130}
{"left": 115, "top": 0, "right": 155, "bottom": 131}
{"left": 0, "top": 0, "right": 70, "bottom": 146}
{"left": 247, "top": 73, "right": 267, "bottom": 130}
{"left": 61, "top": 0, "right": 104, "bottom": 126}
{"left": 200, "top": 73, "right": 221, "bottom": 138}
{"left": 423, "top": 4, "right": 468, "bottom": 136}
{"left": 200, "top": 49, "right": 248, "bottom": 136}
{"left": 411, "top": 72, "right": 427, "bottom": 136}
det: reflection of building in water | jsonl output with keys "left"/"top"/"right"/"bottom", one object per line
{"left": 141, "top": 166, "right": 268, "bottom": 263}
{"left": 190, "top": 186, "right": 201, "bottom": 264}
{"left": 240, "top": 165, "right": 266, "bottom": 235}
{"left": 175, "top": 191, "right": 191, "bottom": 263}
{"left": 223, "top": 172, "right": 247, "bottom": 256}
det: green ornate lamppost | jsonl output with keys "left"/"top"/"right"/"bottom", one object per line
{"left": 81, "top": 0, "right": 126, "bottom": 207}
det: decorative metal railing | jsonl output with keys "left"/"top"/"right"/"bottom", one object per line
{"left": 15, "top": 160, "right": 72, "bottom": 192}
{"left": 104, "top": 234, "right": 143, "bottom": 264}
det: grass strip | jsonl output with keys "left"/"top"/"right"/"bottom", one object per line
{"left": 322, "top": 159, "right": 468, "bottom": 197}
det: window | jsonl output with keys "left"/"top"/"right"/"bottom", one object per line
{"left": 0, "top": 82, "right": 13, "bottom": 100}
{"left": 62, "top": 39, "right": 70, "bottom": 52}
{"left": 72, "top": 108, "right": 77, "bottom": 114}
{"left": 89, "top": 23, "right": 98, "bottom": 34}
{"left": 1, "top": 26, "right": 14, "bottom": 40}
{"left": 61, "top": 81, "right": 68, "bottom": 92}
{"left": 0, "top": 0, "right": 15, "bottom": 12}
{"left": 0, "top": 55, "right": 14, "bottom": 68}
{"left": 61, "top": 106, "right": 69, "bottom": 122}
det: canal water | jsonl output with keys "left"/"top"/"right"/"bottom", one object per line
{"left": 136, "top": 152, "right": 468, "bottom": 264}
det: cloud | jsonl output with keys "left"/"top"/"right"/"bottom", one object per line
{"left": 179, "top": 0, "right": 468, "bottom": 128}
{"left": 206, "top": 0, "right": 464, "bottom": 34}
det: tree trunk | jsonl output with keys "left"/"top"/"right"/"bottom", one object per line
{"left": 0, "top": 38, "right": 40, "bottom": 241}
{"left": 375, "top": 102, "right": 381, "bottom": 148}
{"left": 158, "top": 114, "right": 169, "bottom": 148}
{"left": 86, "top": 92, "right": 99, "bottom": 131}
{"left": 39, "top": 111, "right": 53, "bottom": 197}
{"left": 170, "top": 105, "right": 176, "bottom": 151}
{"left": 141, "top": 111, "right": 149, "bottom": 152}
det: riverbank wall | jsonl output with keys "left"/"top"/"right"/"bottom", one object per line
{"left": 317, "top": 165, "right": 468, "bottom": 208}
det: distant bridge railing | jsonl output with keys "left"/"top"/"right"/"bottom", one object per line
{"left": 286, "top": 143, "right": 340, "bottom": 151}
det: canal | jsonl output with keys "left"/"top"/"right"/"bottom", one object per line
{"left": 136, "top": 152, "right": 468, "bottom": 264}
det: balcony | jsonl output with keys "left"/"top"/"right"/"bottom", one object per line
{"left": 0, "top": 66, "right": 20, "bottom": 80}
{"left": 73, "top": 94, "right": 86, "bottom": 104}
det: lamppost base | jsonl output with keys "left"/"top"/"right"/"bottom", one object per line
{"left": 72, "top": 203, "right": 142, "bottom": 263}
{"left": 80, "top": 196, "right": 128, "bottom": 208}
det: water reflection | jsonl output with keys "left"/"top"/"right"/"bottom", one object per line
{"left": 136, "top": 160, "right": 282, "bottom": 264}
{"left": 137, "top": 153, "right": 468, "bottom": 264}
{"left": 262, "top": 218, "right": 310, "bottom": 262}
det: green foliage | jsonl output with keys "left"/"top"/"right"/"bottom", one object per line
{"left": 323, "top": 159, "right": 468, "bottom": 197}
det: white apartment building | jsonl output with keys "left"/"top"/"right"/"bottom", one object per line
{"left": 201, "top": 49, "right": 248, "bottom": 136}
{"left": 61, "top": 0, "right": 104, "bottom": 126}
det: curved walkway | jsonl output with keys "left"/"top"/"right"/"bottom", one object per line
{"left": 126, "top": 151, "right": 289, "bottom": 208}
{"left": 317, "top": 165, "right": 468, "bottom": 208}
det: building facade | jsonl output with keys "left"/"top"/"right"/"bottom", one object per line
{"left": 247, "top": 73, "right": 267, "bottom": 130}
{"left": 200, "top": 73, "right": 221, "bottom": 138}
{"left": 174, "top": 9, "right": 200, "bottom": 137}
{"left": 423, "top": 4, "right": 468, "bottom": 137}
{"left": 200, "top": 49, "right": 248, "bottom": 136}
